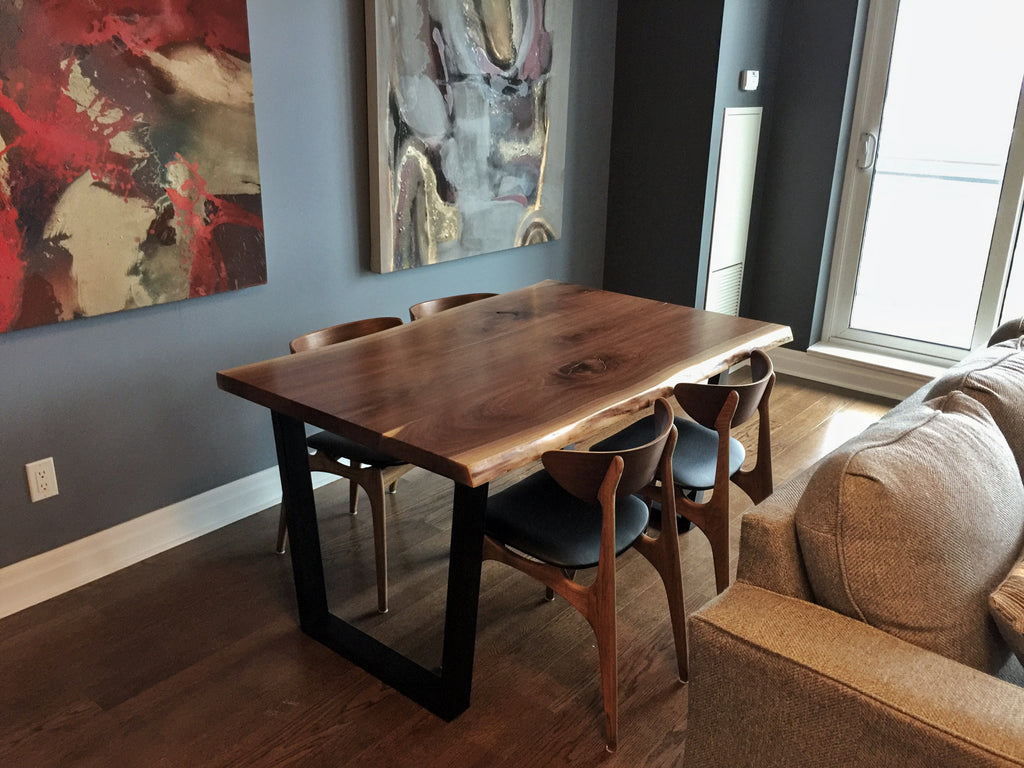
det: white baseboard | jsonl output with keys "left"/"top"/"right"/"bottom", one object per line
{"left": 0, "top": 467, "right": 331, "bottom": 620}
{"left": 770, "top": 346, "right": 936, "bottom": 402}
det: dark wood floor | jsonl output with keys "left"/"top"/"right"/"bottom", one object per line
{"left": 0, "top": 375, "right": 893, "bottom": 768}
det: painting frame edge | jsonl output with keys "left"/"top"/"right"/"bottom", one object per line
{"left": 365, "top": 0, "right": 390, "bottom": 274}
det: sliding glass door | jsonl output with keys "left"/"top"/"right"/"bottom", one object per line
{"left": 824, "top": 0, "right": 1024, "bottom": 362}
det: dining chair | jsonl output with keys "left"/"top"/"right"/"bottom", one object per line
{"left": 408, "top": 292, "right": 498, "bottom": 321}
{"left": 276, "top": 316, "right": 414, "bottom": 614}
{"left": 592, "top": 349, "right": 775, "bottom": 595}
{"left": 482, "top": 398, "right": 687, "bottom": 751}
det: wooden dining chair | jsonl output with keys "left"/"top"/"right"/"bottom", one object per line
{"left": 593, "top": 349, "right": 776, "bottom": 595}
{"left": 408, "top": 292, "right": 498, "bottom": 321}
{"left": 276, "top": 316, "right": 414, "bottom": 614}
{"left": 482, "top": 398, "right": 687, "bottom": 751}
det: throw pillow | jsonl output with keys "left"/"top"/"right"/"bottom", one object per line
{"left": 795, "top": 392, "right": 1024, "bottom": 674}
{"left": 991, "top": 559, "right": 1024, "bottom": 666}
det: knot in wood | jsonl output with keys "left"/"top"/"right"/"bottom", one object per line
{"left": 558, "top": 357, "right": 608, "bottom": 377}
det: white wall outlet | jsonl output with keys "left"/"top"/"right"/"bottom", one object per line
{"left": 26, "top": 457, "right": 59, "bottom": 502}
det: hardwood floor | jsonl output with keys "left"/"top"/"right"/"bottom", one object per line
{"left": 0, "top": 375, "right": 893, "bottom": 767}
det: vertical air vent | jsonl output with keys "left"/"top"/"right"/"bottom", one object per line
{"left": 706, "top": 262, "right": 744, "bottom": 316}
{"left": 705, "top": 106, "right": 762, "bottom": 318}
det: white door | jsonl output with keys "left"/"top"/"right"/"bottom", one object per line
{"left": 824, "top": 0, "right": 1024, "bottom": 363}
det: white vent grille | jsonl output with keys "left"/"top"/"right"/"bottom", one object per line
{"left": 706, "top": 262, "right": 744, "bottom": 316}
{"left": 705, "top": 106, "right": 761, "bottom": 318}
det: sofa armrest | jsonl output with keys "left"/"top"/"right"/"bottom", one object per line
{"left": 686, "top": 583, "right": 1024, "bottom": 767}
{"left": 734, "top": 468, "right": 815, "bottom": 600}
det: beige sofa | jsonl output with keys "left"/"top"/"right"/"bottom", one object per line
{"left": 686, "top": 318, "right": 1024, "bottom": 767}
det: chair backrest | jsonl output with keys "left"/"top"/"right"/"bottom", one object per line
{"left": 408, "top": 292, "right": 498, "bottom": 321}
{"left": 542, "top": 398, "right": 676, "bottom": 503}
{"left": 672, "top": 349, "right": 774, "bottom": 430}
{"left": 289, "top": 316, "right": 403, "bottom": 354}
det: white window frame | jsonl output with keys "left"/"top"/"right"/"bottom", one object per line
{"left": 822, "top": 0, "right": 1024, "bottom": 365}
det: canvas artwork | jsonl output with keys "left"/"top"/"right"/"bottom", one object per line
{"left": 366, "top": 0, "right": 573, "bottom": 273}
{"left": 0, "top": 0, "right": 265, "bottom": 334}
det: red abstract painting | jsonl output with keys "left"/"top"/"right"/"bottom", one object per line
{"left": 0, "top": 0, "right": 265, "bottom": 334}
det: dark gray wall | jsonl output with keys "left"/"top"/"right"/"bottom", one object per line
{"left": 747, "top": 0, "right": 867, "bottom": 347}
{"left": 700, "top": 0, "right": 786, "bottom": 310}
{"left": 0, "top": 0, "right": 620, "bottom": 567}
{"left": 604, "top": 1, "right": 726, "bottom": 306}
{"left": 604, "top": 0, "right": 867, "bottom": 349}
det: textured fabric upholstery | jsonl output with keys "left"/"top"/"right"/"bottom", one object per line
{"left": 927, "top": 344, "right": 1024, "bottom": 475}
{"left": 686, "top": 583, "right": 1024, "bottom": 768}
{"left": 687, "top": 326, "right": 1024, "bottom": 767}
{"left": 734, "top": 466, "right": 816, "bottom": 601}
{"left": 992, "top": 559, "right": 1024, "bottom": 666}
{"left": 794, "top": 392, "right": 1024, "bottom": 674}
{"left": 989, "top": 317, "right": 1024, "bottom": 347}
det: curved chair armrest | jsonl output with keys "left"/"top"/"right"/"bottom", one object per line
{"left": 686, "top": 583, "right": 1024, "bottom": 768}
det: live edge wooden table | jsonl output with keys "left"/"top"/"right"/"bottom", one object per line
{"left": 216, "top": 280, "right": 792, "bottom": 721}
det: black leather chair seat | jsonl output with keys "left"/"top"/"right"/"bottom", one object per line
{"left": 593, "top": 414, "right": 745, "bottom": 491}
{"left": 306, "top": 431, "right": 405, "bottom": 468}
{"left": 484, "top": 470, "right": 650, "bottom": 570}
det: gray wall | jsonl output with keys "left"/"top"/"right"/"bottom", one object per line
{"left": 700, "top": 0, "right": 786, "bottom": 311}
{"left": 604, "top": 0, "right": 726, "bottom": 306}
{"left": 0, "top": 0, "right": 620, "bottom": 567}
{"left": 747, "top": 0, "right": 867, "bottom": 347}
{"left": 604, "top": 0, "right": 867, "bottom": 350}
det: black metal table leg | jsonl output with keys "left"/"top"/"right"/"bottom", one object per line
{"left": 272, "top": 411, "right": 329, "bottom": 632}
{"left": 271, "top": 410, "right": 488, "bottom": 721}
{"left": 437, "top": 482, "right": 489, "bottom": 718}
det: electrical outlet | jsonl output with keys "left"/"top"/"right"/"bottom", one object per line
{"left": 26, "top": 457, "right": 59, "bottom": 502}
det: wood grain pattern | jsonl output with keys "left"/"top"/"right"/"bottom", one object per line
{"left": 218, "top": 281, "right": 793, "bottom": 487}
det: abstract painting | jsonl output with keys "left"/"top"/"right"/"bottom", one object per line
{"left": 366, "top": 0, "right": 573, "bottom": 273}
{"left": 0, "top": 0, "right": 265, "bottom": 334}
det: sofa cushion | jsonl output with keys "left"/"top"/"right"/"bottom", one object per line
{"left": 927, "top": 343, "right": 1024, "bottom": 476}
{"left": 991, "top": 559, "right": 1024, "bottom": 666}
{"left": 988, "top": 317, "right": 1024, "bottom": 346}
{"left": 795, "top": 392, "right": 1024, "bottom": 674}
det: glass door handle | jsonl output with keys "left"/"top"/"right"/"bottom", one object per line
{"left": 857, "top": 132, "right": 878, "bottom": 170}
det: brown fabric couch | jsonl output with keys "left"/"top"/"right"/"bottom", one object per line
{"left": 685, "top": 322, "right": 1024, "bottom": 767}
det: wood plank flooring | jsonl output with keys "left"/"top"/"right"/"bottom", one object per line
{"left": 0, "top": 374, "right": 894, "bottom": 767}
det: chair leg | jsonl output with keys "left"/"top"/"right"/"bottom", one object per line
{"left": 651, "top": 539, "right": 688, "bottom": 682}
{"left": 275, "top": 505, "right": 288, "bottom": 554}
{"left": 592, "top": 598, "right": 618, "bottom": 752}
{"left": 545, "top": 569, "right": 575, "bottom": 601}
{"left": 364, "top": 473, "right": 390, "bottom": 614}
{"left": 658, "top": 552, "right": 688, "bottom": 681}
{"left": 678, "top": 488, "right": 732, "bottom": 595}
{"left": 348, "top": 475, "right": 360, "bottom": 516}
{"left": 705, "top": 515, "right": 730, "bottom": 595}
{"left": 633, "top": 531, "right": 688, "bottom": 682}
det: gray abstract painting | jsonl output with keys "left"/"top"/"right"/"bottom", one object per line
{"left": 366, "top": 0, "right": 573, "bottom": 273}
